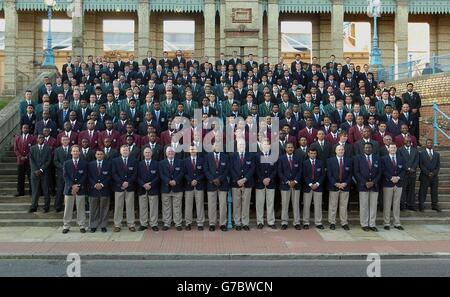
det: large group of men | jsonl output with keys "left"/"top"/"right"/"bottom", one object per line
{"left": 13, "top": 50, "right": 441, "bottom": 234}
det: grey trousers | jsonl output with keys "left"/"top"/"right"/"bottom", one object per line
{"left": 328, "top": 191, "right": 349, "bottom": 226}
{"left": 383, "top": 186, "right": 403, "bottom": 227}
{"left": 255, "top": 188, "right": 275, "bottom": 225}
{"left": 184, "top": 189, "right": 205, "bottom": 226}
{"left": 161, "top": 192, "right": 183, "bottom": 227}
{"left": 359, "top": 191, "right": 379, "bottom": 227}
{"left": 63, "top": 195, "right": 86, "bottom": 230}
{"left": 281, "top": 189, "right": 301, "bottom": 226}
{"left": 114, "top": 191, "right": 135, "bottom": 228}
{"left": 89, "top": 196, "right": 110, "bottom": 229}
{"left": 303, "top": 191, "right": 323, "bottom": 226}
{"left": 232, "top": 187, "right": 252, "bottom": 226}
{"left": 139, "top": 194, "right": 159, "bottom": 227}
{"left": 207, "top": 191, "right": 228, "bottom": 226}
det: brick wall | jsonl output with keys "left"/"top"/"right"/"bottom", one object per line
{"left": 389, "top": 73, "right": 450, "bottom": 146}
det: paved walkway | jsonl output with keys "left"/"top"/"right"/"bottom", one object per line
{"left": 0, "top": 223, "right": 450, "bottom": 257}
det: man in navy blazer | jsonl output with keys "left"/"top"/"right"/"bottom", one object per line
{"left": 62, "top": 145, "right": 88, "bottom": 234}
{"left": 354, "top": 142, "right": 381, "bottom": 231}
{"left": 302, "top": 148, "right": 325, "bottom": 229}
{"left": 137, "top": 147, "right": 160, "bottom": 232}
{"left": 327, "top": 145, "right": 352, "bottom": 230}
{"left": 278, "top": 143, "right": 302, "bottom": 230}
{"left": 87, "top": 150, "right": 111, "bottom": 233}
{"left": 204, "top": 143, "right": 230, "bottom": 232}
{"left": 159, "top": 146, "right": 185, "bottom": 231}
{"left": 184, "top": 145, "right": 205, "bottom": 231}
{"left": 230, "top": 142, "right": 255, "bottom": 231}
{"left": 255, "top": 139, "right": 278, "bottom": 229}
{"left": 381, "top": 144, "right": 406, "bottom": 230}
{"left": 112, "top": 145, "right": 138, "bottom": 232}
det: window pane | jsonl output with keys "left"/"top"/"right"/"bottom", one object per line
{"left": 103, "top": 20, "right": 135, "bottom": 51}
{"left": 408, "top": 23, "right": 430, "bottom": 62}
{"left": 42, "top": 19, "right": 72, "bottom": 50}
{"left": 280, "top": 21, "right": 312, "bottom": 53}
{"left": 163, "top": 21, "right": 195, "bottom": 51}
{"left": 0, "top": 19, "right": 5, "bottom": 50}
{"left": 343, "top": 22, "right": 371, "bottom": 52}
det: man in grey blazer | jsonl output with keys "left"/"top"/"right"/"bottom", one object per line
{"left": 398, "top": 136, "right": 419, "bottom": 211}
{"left": 29, "top": 134, "right": 52, "bottom": 213}
{"left": 354, "top": 127, "right": 380, "bottom": 156}
{"left": 418, "top": 139, "right": 441, "bottom": 212}
{"left": 53, "top": 136, "right": 72, "bottom": 212}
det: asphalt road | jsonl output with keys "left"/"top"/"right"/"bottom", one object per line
{"left": 0, "top": 258, "right": 449, "bottom": 277}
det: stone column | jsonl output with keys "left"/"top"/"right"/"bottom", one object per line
{"left": 138, "top": 0, "right": 150, "bottom": 62}
{"left": 219, "top": 0, "right": 226, "bottom": 55}
{"left": 395, "top": 0, "right": 409, "bottom": 65}
{"left": 3, "top": 0, "right": 18, "bottom": 96}
{"left": 267, "top": 0, "right": 279, "bottom": 65}
{"left": 331, "top": 0, "right": 344, "bottom": 61}
{"left": 204, "top": 0, "right": 216, "bottom": 62}
{"left": 71, "top": 0, "right": 84, "bottom": 59}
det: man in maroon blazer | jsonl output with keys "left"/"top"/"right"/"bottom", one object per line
{"left": 77, "top": 119, "right": 100, "bottom": 150}
{"left": 297, "top": 117, "right": 318, "bottom": 146}
{"left": 394, "top": 124, "right": 418, "bottom": 148}
{"left": 98, "top": 119, "right": 121, "bottom": 150}
{"left": 14, "top": 124, "right": 36, "bottom": 196}
{"left": 348, "top": 115, "right": 366, "bottom": 144}
{"left": 56, "top": 121, "right": 78, "bottom": 147}
{"left": 120, "top": 123, "right": 141, "bottom": 147}
{"left": 372, "top": 122, "right": 391, "bottom": 147}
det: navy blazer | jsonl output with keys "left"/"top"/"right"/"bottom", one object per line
{"left": 63, "top": 159, "right": 88, "bottom": 196}
{"left": 255, "top": 153, "right": 278, "bottom": 189}
{"left": 111, "top": 157, "right": 138, "bottom": 192}
{"left": 381, "top": 154, "right": 406, "bottom": 187}
{"left": 277, "top": 154, "right": 302, "bottom": 190}
{"left": 137, "top": 159, "right": 160, "bottom": 195}
{"left": 327, "top": 156, "right": 353, "bottom": 191}
{"left": 184, "top": 156, "right": 205, "bottom": 191}
{"left": 87, "top": 160, "right": 112, "bottom": 197}
{"left": 302, "top": 159, "right": 325, "bottom": 192}
{"left": 354, "top": 154, "right": 381, "bottom": 192}
{"left": 159, "top": 159, "right": 184, "bottom": 193}
{"left": 230, "top": 152, "right": 255, "bottom": 188}
{"left": 204, "top": 153, "right": 230, "bottom": 191}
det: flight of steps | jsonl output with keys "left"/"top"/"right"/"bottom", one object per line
{"left": 0, "top": 147, "right": 449, "bottom": 227}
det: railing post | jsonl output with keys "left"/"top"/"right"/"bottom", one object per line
{"left": 390, "top": 64, "right": 395, "bottom": 81}
{"left": 433, "top": 103, "right": 438, "bottom": 147}
{"left": 431, "top": 56, "right": 436, "bottom": 74}
{"left": 408, "top": 54, "right": 413, "bottom": 79}
{"left": 227, "top": 189, "right": 233, "bottom": 230}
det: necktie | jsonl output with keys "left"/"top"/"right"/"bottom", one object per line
{"left": 169, "top": 160, "right": 174, "bottom": 172}
{"left": 428, "top": 150, "right": 433, "bottom": 160}
{"left": 192, "top": 158, "right": 196, "bottom": 169}
{"left": 312, "top": 160, "right": 316, "bottom": 181}
{"left": 215, "top": 154, "right": 220, "bottom": 168}
{"left": 146, "top": 161, "right": 150, "bottom": 170}
{"left": 288, "top": 156, "right": 293, "bottom": 169}
{"left": 367, "top": 156, "right": 371, "bottom": 169}
{"left": 97, "top": 162, "right": 101, "bottom": 175}
{"left": 74, "top": 159, "right": 78, "bottom": 171}
{"left": 123, "top": 158, "right": 127, "bottom": 168}
{"left": 407, "top": 147, "right": 410, "bottom": 155}
{"left": 64, "top": 147, "right": 68, "bottom": 156}
{"left": 339, "top": 157, "right": 344, "bottom": 182}
{"left": 240, "top": 153, "right": 244, "bottom": 165}
{"left": 392, "top": 156, "right": 397, "bottom": 168}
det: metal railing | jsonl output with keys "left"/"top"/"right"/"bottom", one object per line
{"left": 381, "top": 54, "right": 450, "bottom": 82}
{"left": 433, "top": 103, "right": 450, "bottom": 146}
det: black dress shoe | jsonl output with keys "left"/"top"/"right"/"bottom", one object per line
{"left": 28, "top": 208, "right": 37, "bottom": 213}
{"left": 90, "top": 228, "right": 97, "bottom": 233}
{"left": 394, "top": 225, "right": 405, "bottom": 231}
{"left": 198, "top": 226, "right": 204, "bottom": 231}
{"left": 185, "top": 224, "right": 191, "bottom": 231}
{"left": 62, "top": 229, "right": 69, "bottom": 234}
{"left": 162, "top": 226, "right": 169, "bottom": 231}
{"left": 407, "top": 207, "right": 417, "bottom": 211}
{"left": 269, "top": 224, "right": 277, "bottom": 229}
{"left": 294, "top": 224, "right": 301, "bottom": 230}
{"left": 55, "top": 208, "right": 63, "bottom": 213}
{"left": 432, "top": 206, "right": 442, "bottom": 212}
{"left": 113, "top": 227, "right": 121, "bottom": 232}
{"left": 369, "top": 227, "right": 378, "bottom": 232}
{"left": 15, "top": 193, "right": 24, "bottom": 197}
{"left": 316, "top": 225, "right": 324, "bottom": 230}
{"left": 303, "top": 224, "right": 309, "bottom": 230}
{"left": 342, "top": 224, "right": 350, "bottom": 231}
{"left": 43, "top": 208, "right": 50, "bottom": 213}
{"left": 101, "top": 228, "right": 107, "bottom": 233}
{"left": 176, "top": 226, "right": 183, "bottom": 231}
{"left": 236, "top": 225, "right": 242, "bottom": 231}
{"left": 209, "top": 225, "right": 215, "bottom": 232}
{"left": 138, "top": 226, "right": 147, "bottom": 231}
{"left": 362, "top": 226, "right": 370, "bottom": 232}
{"left": 80, "top": 228, "right": 86, "bottom": 233}
{"left": 243, "top": 225, "right": 250, "bottom": 231}
{"left": 129, "top": 226, "right": 136, "bottom": 232}
{"left": 330, "top": 224, "right": 336, "bottom": 230}
{"left": 419, "top": 205, "right": 425, "bottom": 212}
{"left": 220, "top": 225, "right": 227, "bottom": 232}
{"left": 152, "top": 226, "right": 159, "bottom": 232}
{"left": 384, "top": 226, "right": 390, "bottom": 230}
{"left": 281, "top": 224, "right": 288, "bottom": 230}
{"left": 257, "top": 224, "right": 263, "bottom": 229}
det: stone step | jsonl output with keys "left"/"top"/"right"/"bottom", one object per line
{"left": 0, "top": 157, "right": 17, "bottom": 163}
{"left": 0, "top": 181, "right": 29, "bottom": 188}
{"left": 0, "top": 168, "right": 17, "bottom": 175}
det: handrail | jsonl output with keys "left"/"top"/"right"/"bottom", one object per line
{"left": 433, "top": 103, "right": 450, "bottom": 146}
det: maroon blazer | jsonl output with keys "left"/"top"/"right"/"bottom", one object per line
{"left": 394, "top": 134, "right": 417, "bottom": 148}
{"left": 56, "top": 131, "right": 78, "bottom": 147}
{"left": 297, "top": 128, "right": 318, "bottom": 146}
{"left": 372, "top": 131, "right": 392, "bottom": 147}
{"left": 77, "top": 130, "right": 100, "bottom": 150}
{"left": 98, "top": 129, "right": 121, "bottom": 150}
{"left": 14, "top": 134, "right": 36, "bottom": 165}
{"left": 348, "top": 125, "right": 366, "bottom": 144}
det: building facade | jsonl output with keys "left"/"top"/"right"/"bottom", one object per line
{"left": 1, "top": 0, "right": 450, "bottom": 95}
